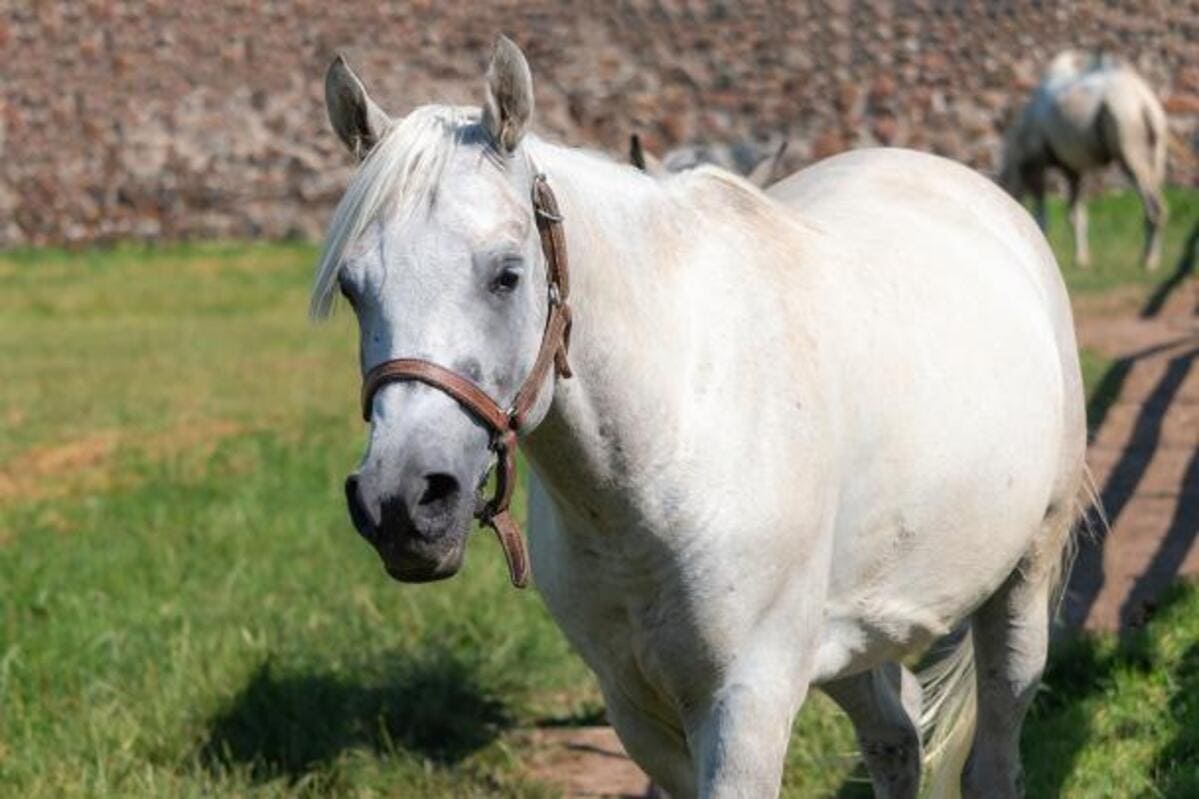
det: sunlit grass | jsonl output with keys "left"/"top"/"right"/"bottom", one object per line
{"left": 1043, "top": 186, "right": 1198, "bottom": 296}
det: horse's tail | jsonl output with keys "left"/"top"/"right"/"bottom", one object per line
{"left": 918, "top": 465, "right": 1102, "bottom": 798}
{"left": 1058, "top": 465, "right": 1106, "bottom": 613}
{"left": 918, "top": 627, "right": 975, "bottom": 799}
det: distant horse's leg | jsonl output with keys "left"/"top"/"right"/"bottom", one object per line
{"left": 961, "top": 560, "right": 1055, "bottom": 798}
{"left": 1065, "top": 171, "right": 1090, "bottom": 268}
{"left": 1127, "top": 164, "right": 1166, "bottom": 271}
{"left": 823, "top": 662, "right": 923, "bottom": 798}
{"left": 1024, "top": 165, "right": 1048, "bottom": 232}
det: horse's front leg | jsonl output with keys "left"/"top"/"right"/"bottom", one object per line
{"left": 688, "top": 658, "right": 809, "bottom": 798}
{"left": 1065, "top": 170, "right": 1090, "bottom": 268}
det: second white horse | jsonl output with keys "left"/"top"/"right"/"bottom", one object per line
{"left": 1000, "top": 50, "right": 1168, "bottom": 269}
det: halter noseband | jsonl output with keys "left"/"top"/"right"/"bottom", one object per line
{"left": 359, "top": 169, "right": 572, "bottom": 588}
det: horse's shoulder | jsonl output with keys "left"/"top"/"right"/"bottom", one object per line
{"left": 674, "top": 167, "right": 796, "bottom": 231}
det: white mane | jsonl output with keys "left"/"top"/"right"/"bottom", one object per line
{"left": 310, "top": 104, "right": 482, "bottom": 319}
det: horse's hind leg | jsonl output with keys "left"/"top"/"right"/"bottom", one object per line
{"left": 1109, "top": 123, "right": 1166, "bottom": 270}
{"left": 961, "top": 552, "right": 1059, "bottom": 797}
{"left": 1126, "top": 162, "right": 1166, "bottom": 271}
{"left": 823, "top": 662, "right": 923, "bottom": 798}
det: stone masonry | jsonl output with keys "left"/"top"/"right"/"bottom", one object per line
{"left": 3, "top": 1, "right": 1197, "bottom": 246}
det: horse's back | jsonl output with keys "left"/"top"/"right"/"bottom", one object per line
{"left": 770, "top": 148, "right": 1085, "bottom": 676}
{"left": 1036, "top": 63, "right": 1163, "bottom": 171}
{"left": 771, "top": 147, "right": 1071, "bottom": 333}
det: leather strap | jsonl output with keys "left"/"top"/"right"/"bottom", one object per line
{"left": 358, "top": 166, "right": 572, "bottom": 589}
{"left": 361, "top": 359, "right": 510, "bottom": 430}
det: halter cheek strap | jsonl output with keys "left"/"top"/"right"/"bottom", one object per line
{"left": 359, "top": 170, "right": 572, "bottom": 588}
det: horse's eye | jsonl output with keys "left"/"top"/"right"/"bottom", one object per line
{"left": 491, "top": 264, "right": 522, "bottom": 294}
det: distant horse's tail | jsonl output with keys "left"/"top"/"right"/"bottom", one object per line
{"left": 917, "top": 466, "right": 1102, "bottom": 798}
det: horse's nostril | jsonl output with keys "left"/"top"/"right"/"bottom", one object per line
{"left": 418, "top": 473, "right": 460, "bottom": 507}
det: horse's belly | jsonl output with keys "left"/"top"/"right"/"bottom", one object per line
{"left": 1043, "top": 79, "right": 1111, "bottom": 170}
{"left": 812, "top": 332, "right": 1064, "bottom": 680}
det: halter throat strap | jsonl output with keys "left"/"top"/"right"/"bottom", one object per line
{"left": 359, "top": 169, "right": 572, "bottom": 589}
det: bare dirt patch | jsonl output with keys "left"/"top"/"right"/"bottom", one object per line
{"left": 0, "top": 420, "right": 242, "bottom": 507}
{"left": 521, "top": 726, "right": 652, "bottom": 798}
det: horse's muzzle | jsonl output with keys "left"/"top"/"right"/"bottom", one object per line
{"left": 344, "top": 472, "right": 469, "bottom": 582}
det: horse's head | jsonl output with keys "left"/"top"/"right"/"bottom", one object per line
{"left": 996, "top": 136, "right": 1025, "bottom": 199}
{"left": 996, "top": 107, "right": 1041, "bottom": 201}
{"left": 314, "top": 37, "right": 556, "bottom": 583}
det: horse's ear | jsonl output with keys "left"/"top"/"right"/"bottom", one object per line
{"left": 629, "top": 134, "right": 664, "bottom": 174}
{"left": 747, "top": 139, "right": 789, "bottom": 187}
{"left": 325, "top": 53, "right": 392, "bottom": 160}
{"left": 630, "top": 134, "right": 648, "bottom": 170}
{"left": 482, "top": 35, "right": 534, "bottom": 154}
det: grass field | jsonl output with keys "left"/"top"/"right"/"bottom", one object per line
{"left": 1, "top": 188, "right": 1196, "bottom": 797}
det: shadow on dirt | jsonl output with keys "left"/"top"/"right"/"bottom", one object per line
{"left": 1064, "top": 343, "right": 1199, "bottom": 630}
{"left": 1140, "top": 221, "right": 1198, "bottom": 318}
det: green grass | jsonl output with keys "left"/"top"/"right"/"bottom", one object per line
{"left": 1043, "top": 187, "right": 1199, "bottom": 297}
{"left": 0, "top": 243, "right": 582, "bottom": 796}
{"left": 0, "top": 188, "right": 1196, "bottom": 796}
{"left": 1024, "top": 583, "right": 1199, "bottom": 798}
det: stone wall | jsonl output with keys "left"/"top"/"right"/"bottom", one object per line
{"left": 3, "top": 1, "right": 1197, "bottom": 246}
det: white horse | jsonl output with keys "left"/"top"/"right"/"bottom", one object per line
{"left": 630, "top": 132, "right": 790, "bottom": 187}
{"left": 999, "top": 49, "right": 1168, "bottom": 270}
{"left": 316, "top": 37, "right": 1088, "bottom": 798}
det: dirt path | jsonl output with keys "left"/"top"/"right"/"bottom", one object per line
{"left": 524, "top": 727, "right": 652, "bottom": 798}
{"left": 1064, "top": 262, "right": 1199, "bottom": 632}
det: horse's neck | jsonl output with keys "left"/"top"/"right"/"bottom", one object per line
{"left": 521, "top": 141, "right": 696, "bottom": 525}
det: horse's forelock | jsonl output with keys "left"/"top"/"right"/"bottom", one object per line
{"left": 310, "top": 105, "right": 480, "bottom": 319}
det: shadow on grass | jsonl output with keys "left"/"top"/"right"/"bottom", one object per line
{"left": 832, "top": 766, "right": 874, "bottom": 798}
{"left": 199, "top": 650, "right": 511, "bottom": 783}
{"left": 532, "top": 705, "right": 609, "bottom": 729}
{"left": 1024, "top": 584, "right": 1193, "bottom": 796}
{"left": 1152, "top": 638, "right": 1199, "bottom": 797}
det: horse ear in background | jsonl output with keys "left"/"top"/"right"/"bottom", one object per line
{"left": 482, "top": 34, "right": 534, "bottom": 154}
{"left": 325, "top": 53, "right": 393, "bottom": 161}
{"left": 629, "top": 133, "right": 665, "bottom": 175}
{"left": 746, "top": 138, "right": 790, "bottom": 187}
{"left": 630, "top": 132, "right": 789, "bottom": 188}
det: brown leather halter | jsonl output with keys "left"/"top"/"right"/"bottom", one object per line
{"left": 359, "top": 170, "right": 572, "bottom": 589}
